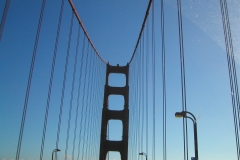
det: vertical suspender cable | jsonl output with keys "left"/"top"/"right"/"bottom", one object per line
{"left": 81, "top": 42, "right": 90, "bottom": 160}
{"left": 137, "top": 43, "right": 141, "bottom": 160}
{"left": 135, "top": 43, "right": 138, "bottom": 160}
{"left": 128, "top": 1, "right": 153, "bottom": 158}
{"left": 64, "top": 11, "right": 74, "bottom": 160}
{"left": 90, "top": 55, "right": 99, "bottom": 159}
{"left": 220, "top": 0, "right": 238, "bottom": 158}
{"left": 132, "top": 59, "right": 135, "bottom": 160}
{"left": 220, "top": 0, "right": 240, "bottom": 159}
{"left": 89, "top": 55, "right": 96, "bottom": 159}
{"left": 142, "top": 31, "right": 145, "bottom": 158}
{"left": 128, "top": 65, "right": 131, "bottom": 160}
{"left": 146, "top": 19, "right": 149, "bottom": 158}
{"left": 222, "top": 0, "right": 240, "bottom": 137}
{"left": 90, "top": 51, "right": 98, "bottom": 160}
{"left": 131, "top": 59, "right": 134, "bottom": 160}
{"left": 72, "top": 26, "right": 81, "bottom": 160}
{"left": 176, "top": 0, "right": 188, "bottom": 159}
{"left": 135, "top": 55, "right": 139, "bottom": 160}
{"left": 130, "top": 57, "right": 138, "bottom": 160}
{"left": 77, "top": 36, "right": 86, "bottom": 160}
{"left": 96, "top": 60, "right": 105, "bottom": 158}
{"left": 16, "top": 0, "right": 46, "bottom": 159}
{"left": 39, "top": 0, "right": 65, "bottom": 160}
{"left": 152, "top": 1, "right": 156, "bottom": 159}
{"left": 93, "top": 61, "right": 99, "bottom": 158}
{"left": 160, "top": 0, "right": 167, "bottom": 159}
{"left": 130, "top": 62, "right": 136, "bottom": 160}
{"left": 55, "top": 8, "right": 73, "bottom": 154}
{"left": 84, "top": 48, "right": 94, "bottom": 160}
{"left": 139, "top": 33, "right": 144, "bottom": 159}
{"left": 134, "top": 47, "right": 140, "bottom": 160}
{"left": 0, "top": 0, "right": 10, "bottom": 41}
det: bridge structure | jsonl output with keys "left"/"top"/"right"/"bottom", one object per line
{"left": 1, "top": 0, "right": 240, "bottom": 160}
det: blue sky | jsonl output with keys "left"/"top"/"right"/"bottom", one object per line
{"left": 1, "top": 0, "right": 240, "bottom": 160}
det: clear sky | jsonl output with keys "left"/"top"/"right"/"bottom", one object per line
{"left": 1, "top": 0, "right": 240, "bottom": 160}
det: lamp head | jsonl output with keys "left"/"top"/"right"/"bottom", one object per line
{"left": 139, "top": 152, "right": 143, "bottom": 155}
{"left": 175, "top": 111, "right": 186, "bottom": 118}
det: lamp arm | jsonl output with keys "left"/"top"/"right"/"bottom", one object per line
{"left": 185, "top": 116, "right": 195, "bottom": 123}
{"left": 185, "top": 111, "right": 196, "bottom": 121}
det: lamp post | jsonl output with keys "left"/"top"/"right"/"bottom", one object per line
{"left": 51, "top": 149, "right": 61, "bottom": 160}
{"left": 175, "top": 111, "right": 198, "bottom": 160}
{"left": 139, "top": 152, "right": 147, "bottom": 160}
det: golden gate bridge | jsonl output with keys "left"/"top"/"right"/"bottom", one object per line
{"left": 1, "top": 0, "right": 240, "bottom": 160}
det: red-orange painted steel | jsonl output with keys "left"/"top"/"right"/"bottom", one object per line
{"left": 68, "top": 0, "right": 107, "bottom": 64}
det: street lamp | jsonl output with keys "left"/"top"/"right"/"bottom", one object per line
{"left": 175, "top": 111, "right": 198, "bottom": 160}
{"left": 52, "top": 149, "right": 61, "bottom": 160}
{"left": 139, "top": 152, "right": 147, "bottom": 160}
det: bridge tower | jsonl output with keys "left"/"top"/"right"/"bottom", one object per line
{"left": 99, "top": 63, "right": 129, "bottom": 160}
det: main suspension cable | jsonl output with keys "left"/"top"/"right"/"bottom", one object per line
{"left": 129, "top": 0, "right": 153, "bottom": 63}
{"left": 67, "top": 0, "right": 107, "bottom": 64}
